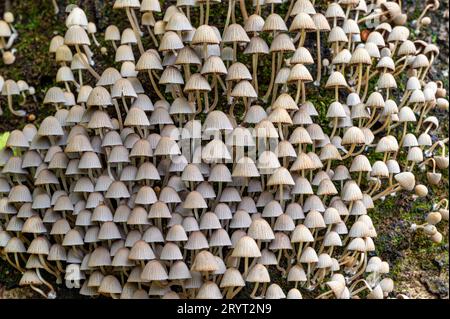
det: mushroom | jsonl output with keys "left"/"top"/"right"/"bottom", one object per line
{"left": 1, "top": 79, "right": 25, "bottom": 116}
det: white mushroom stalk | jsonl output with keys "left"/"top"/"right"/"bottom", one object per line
{"left": 1, "top": 12, "right": 19, "bottom": 65}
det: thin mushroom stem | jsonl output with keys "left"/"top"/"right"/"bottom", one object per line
{"left": 228, "top": 286, "right": 244, "bottom": 299}
{"left": 244, "top": 257, "right": 249, "bottom": 277}
{"left": 420, "top": 54, "right": 435, "bottom": 82}
{"left": 365, "top": 109, "right": 381, "bottom": 129}
{"left": 341, "top": 144, "right": 357, "bottom": 160}
{"left": 296, "top": 242, "right": 304, "bottom": 263}
{"left": 145, "top": 25, "right": 159, "bottom": 47}
{"left": 315, "top": 31, "right": 322, "bottom": 85}
{"left": 19, "top": 92, "right": 27, "bottom": 106}
{"left": 186, "top": 6, "right": 191, "bottom": 23}
{"left": 285, "top": 0, "right": 295, "bottom": 22}
{"left": 130, "top": 8, "right": 143, "bottom": 35}
{"left": 78, "top": 69, "right": 84, "bottom": 87}
{"left": 121, "top": 96, "right": 130, "bottom": 113}
{"left": 368, "top": 180, "right": 381, "bottom": 196}
{"left": 204, "top": 92, "right": 209, "bottom": 113}
{"left": 295, "top": 80, "right": 302, "bottom": 104}
{"left": 111, "top": 40, "right": 118, "bottom": 51}
{"left": 252, "top": 54, "right": 259, "bottom": 95}
{"left": 301, "top": 81, "right": 306, "bottom": 103}
{"left": 349, "top": 278, "right": 370, "bottom": 292}
{"left": 30, "top": 284, "right": 49, "bottom": 299}
{"left": 64, "top": 81, "right": 72, "bottom": 94}
{"left": 243, "top": 97, "right": 250, "bottom": 118}
{"left": 55, "top": 260, "right": 64, "bottom": 273}
{"left": 435, "top": 198, "right": 449, "bottom": 209}
{"left": 357, "top": 12, "right": 385, "bottom": 24}
{"left": 356, "top": 64, "right": 363, "bottom": 94}
{"left": 7, "top": 94, "right": 25, "bottom": 117}
{"left": 373, "top": 116, "right": 391, "bottom": 135}
{"left": 38, "top": 254, "right": 60, "bottom": 281}
{"left": 398, "top": 121, "right": 409, "bottom": 147}
{"left": 113, "top": 99, "right": 124, "bottom": 130}
{"left": 91, "top": 34, "right": 100, "bottom": 47}
{"left": 205, "top": 0, "right": 211, "bottom": 25}
{"left": 275, "top": 250, "right": 286, "bottom": 275}
{"left": 226, "top": 80, "right": 232, "bottom": 104}
{"left": 398, "top": 90, "right": 412, "bottom": 109}
{"left": 5, "top": 253, "right": 24, "bottom": 273}
{"left": 125, "top": 7, "right": 145, "bottom": 55}
{"left": 428, "top": 138, "right": 449, "bottom": 154}
{"left": 250, "top": 282, "right": 260, "bottom": 298}
{"left": 223, "top": 0, "right": 233, "bottom": 46}
{"left": 262, "top": 52, "right": 276, "bottom": 102}
{"left": 52, "top": 0, "right": 59, "bottom": 14}
{"left": 299, "top": 30, "right": 306, "bottom": 48}
{"left": 349, "top": 252, "right": 367, "bottom": 282}
{"left": 416, "top": 103, "right": 434, "bottom": 133}
{"left": 183, "top": 64, "right": 191, "bottom": 82}
{"left": 372, "top": 184, "right": 402, "bottom": 201}
{"left": 200, "top": 3, "right": 204, "bottom": 25}
{"left": 147, "top": 70, "right": 165, "bottom": 100}
{"left": 232, "top": 41, "right": 237, "bottom": 63}
{"left": 255, "top": 0, "right": 261, "bottom": 15}
{"left": 229, "top": 99, "right": 237, "bottom": 118}
{"left": 75, "top": 45, "right": 100, "bottom": 80}
{"left": 238, "top": 0, "right": 249, "bottom": 21}
{"left": 36, "top": 268, "right": 56, "bottom": 297}
{"left": 306, "top": 263, "right": 313, "bottom": 289}
{"left": 216, "top": 75, "right": 227, "bottom": 92}
{"left": 315, "top": 289, "right": 334, "bottom": 299}
{"left": 330, "top": 117, "right": 339, "bottom": 139}
{"left": 311, "top": 267, "right": 326, "bottom": 285}
{"left": 350, "top": 281, "right": 372, "bottom": 296}
{"left": 415, "top": 4, "right": 434, "bottom": 32}
{"left": 393, "top": 58, "right": 409, "bottom": 77}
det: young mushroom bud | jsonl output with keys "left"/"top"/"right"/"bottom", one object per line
{"left": 414, "top": 184, "right": 428, "bottom": 197}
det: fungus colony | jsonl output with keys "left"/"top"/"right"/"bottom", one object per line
{"left": 0, "top": 0, "right": 448, "bottom": 299}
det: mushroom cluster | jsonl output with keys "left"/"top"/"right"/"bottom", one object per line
{"left": 413, "top": 0, "right": 440, "bottom": 34}
{"left": 0, "top": 11, "right": 18, "bottom": 65}
{"left": 0, "top": 75, "right": 36, "bottom": 117}
{"left": 0, "top": 0, "right": 448, "bottom": 299}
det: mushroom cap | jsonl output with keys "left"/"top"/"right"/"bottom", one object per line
{"left": 192, "top": 25, "right": 220, "bottom": 45}
{"left": 231, "top": 236, "right": 261, "bottom": 258}
{"left": 192, "top": 250, "right": 218, "bottom": 272}
{"left": 220, "top": 267, "right": 245, "bottom": 288}
{"left": 196, "top": 281, "right": 223, "bottom": 299}
{"left": 141, "top": 260, "right": 168, "bottom": 281}
{"left": 64, "top": 25, "right": 90, "bottom": 46}
{"left": 223, "top": 23, "right": 250, "bottom": 43}
{"left": 265, "top": 283, "right": 286, "bottom": 299}
{"left": 248, "top": 218, "right": 275, "bottom": 241}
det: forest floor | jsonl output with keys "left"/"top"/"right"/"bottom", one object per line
{"left": 0, "top": 0, "right": 448, "bottom": 299}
